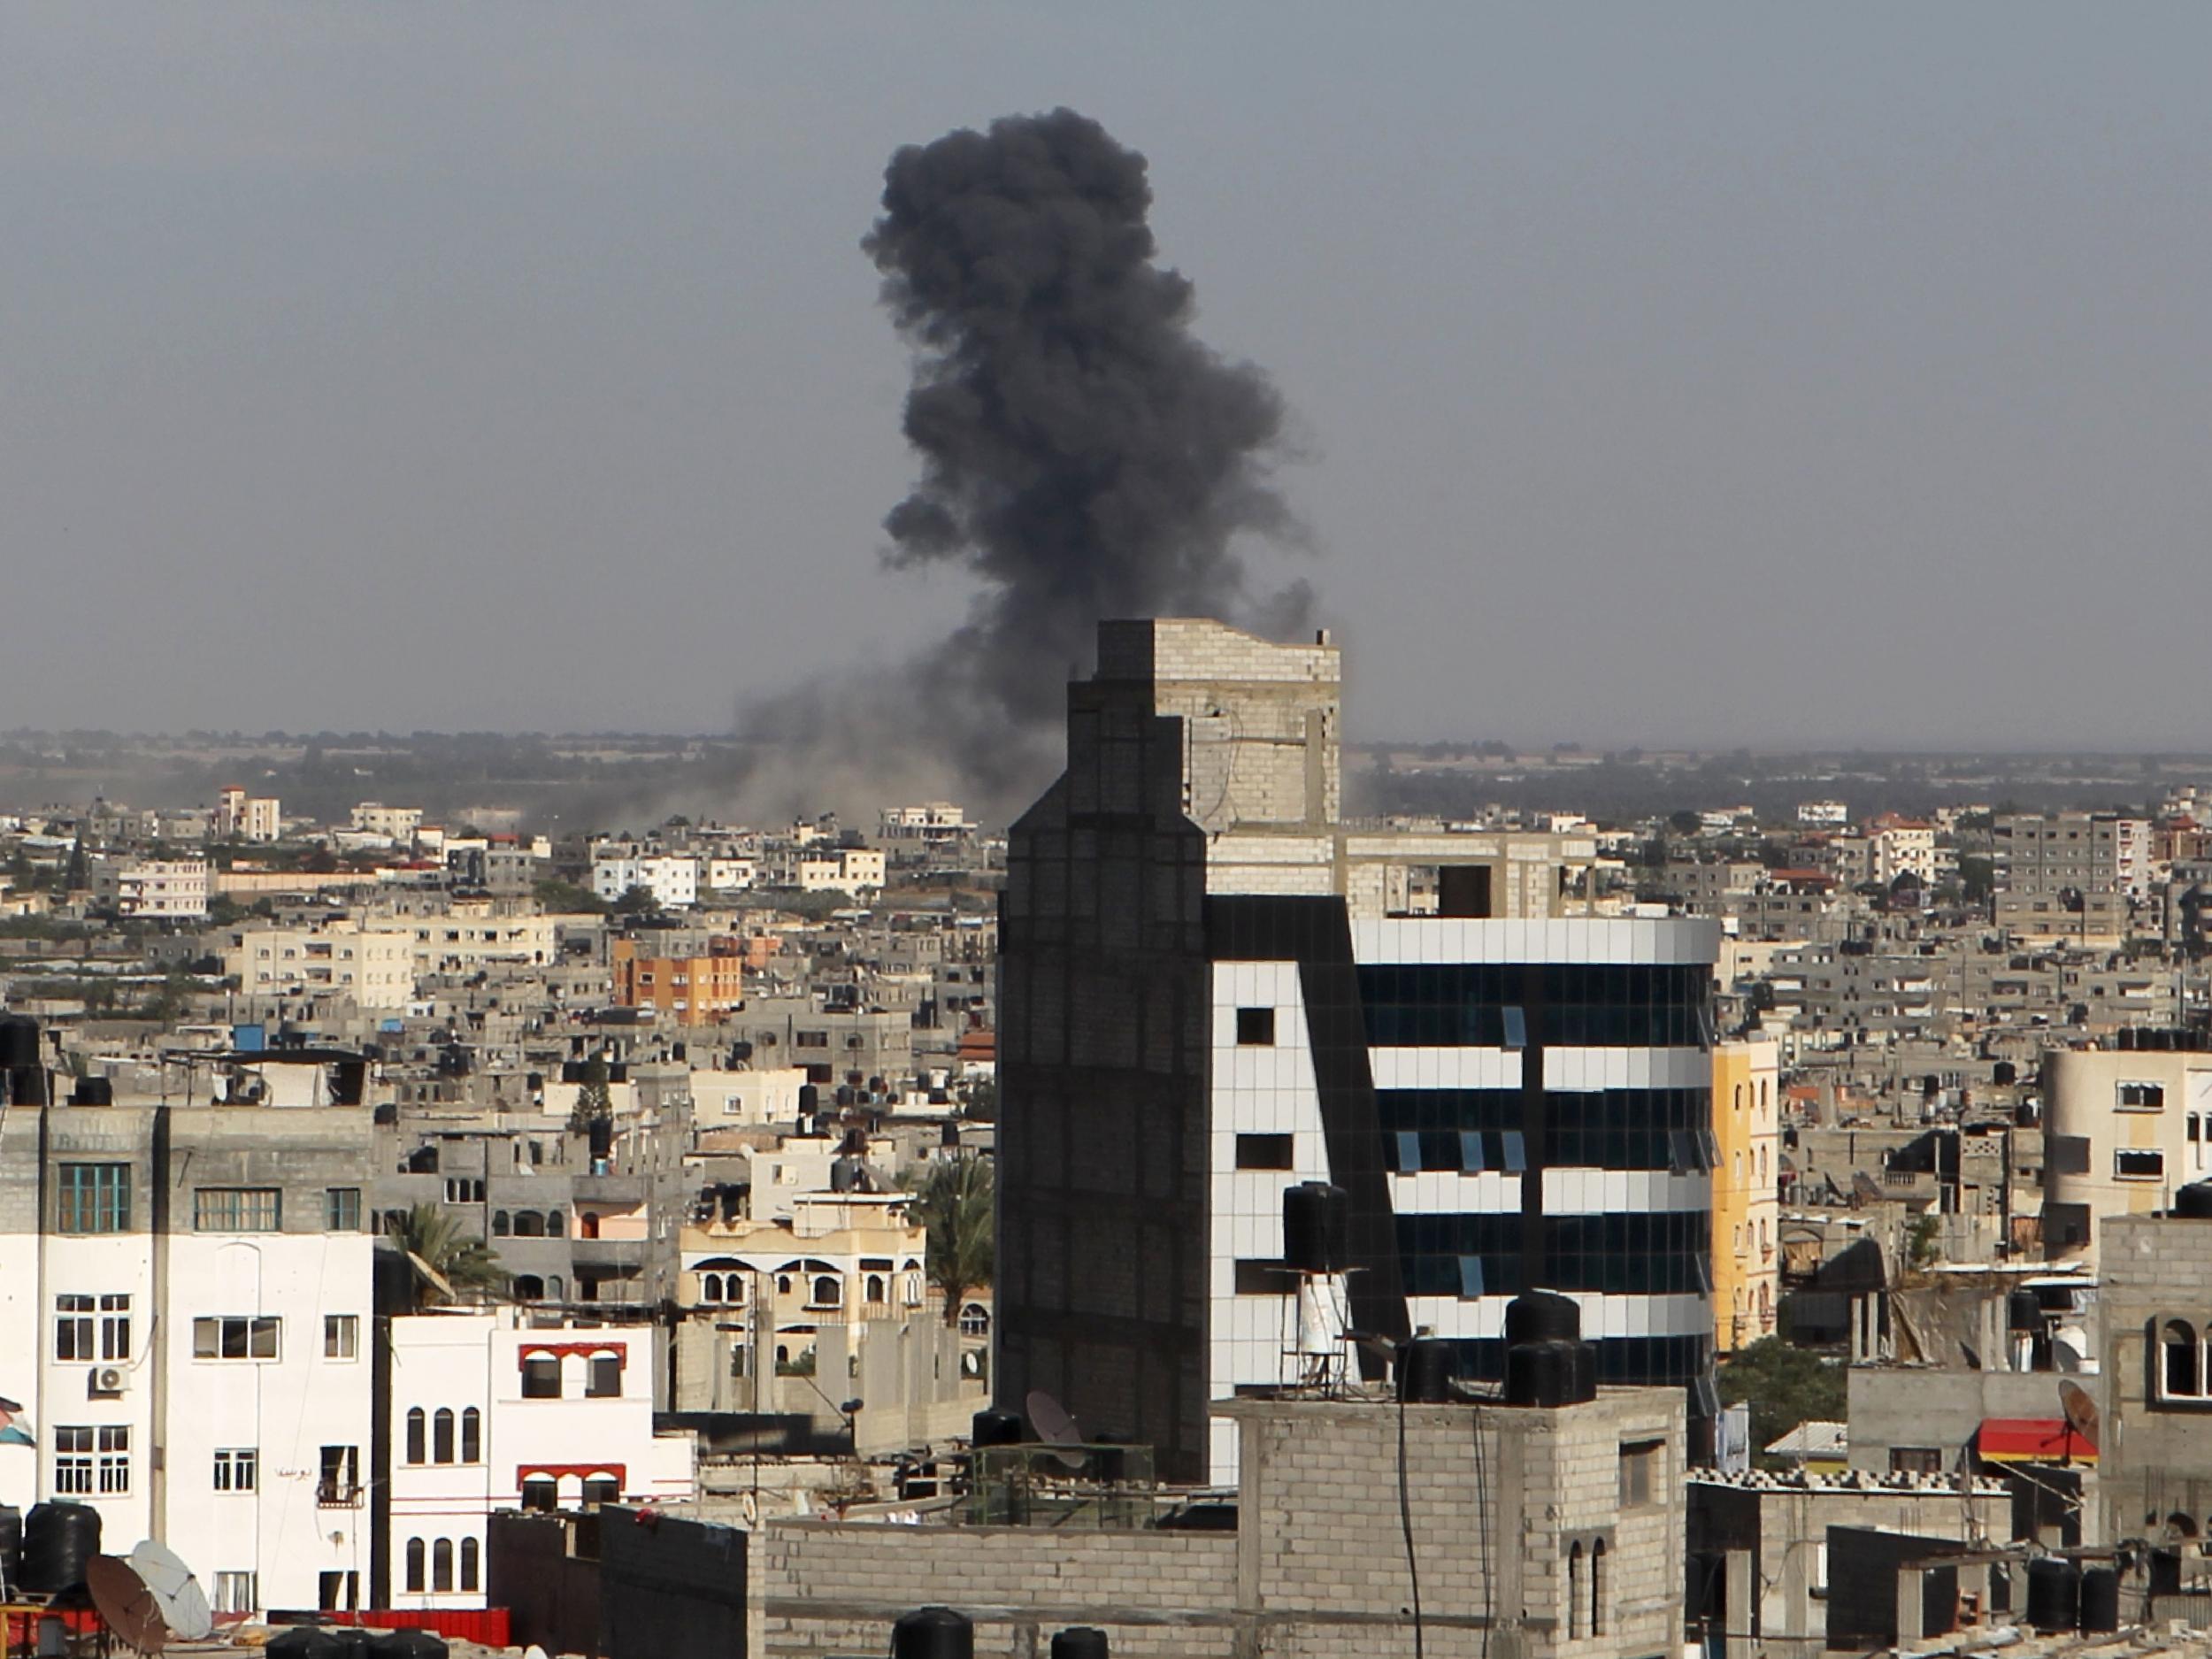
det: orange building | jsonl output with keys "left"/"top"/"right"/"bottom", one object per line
{"left": 611, "top": 936, "right": 749, "bottom": 1021}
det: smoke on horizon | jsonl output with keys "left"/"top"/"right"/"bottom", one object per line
{"left": 736, "top": 107, "right": 1311, "bottom": 825}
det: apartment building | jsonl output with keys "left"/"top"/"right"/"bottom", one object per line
{"left": 795, "top": 849, "right": 887, "bottom": 895}
{"left": 222, "top": 918, "right": 418, "bottom": 1011}
{"left": 385, "top": 1308, "right": 694, "bottom": 1611}
{"left": 0, "top": 1101, "right": 377, "bottom": 1617}
{"left": 1710, "top": 1040, "right": 1780, "bottom": 1352}
{"left": 997, "top": 619, "right": 1720, "bottom": 1481}
{"left": 2042, "top": 1038, "right": 2212, "bottom": 1264}
{"left": 216, "top": 787, "right": 283, "bottom": 843}
{"left": 1993, "top": 812, "right": 2149, "bottom": 940}
{"left": 590, "top": 850, "right": 699, "bottom": 910}
{"left": 349, "top": 803, "right": 425, "bottom": 844}
{"left": 611, "top": 936, "right": 749, "bottom": 1022}
{"left": 91, "top": 856, "right": 210, "bottom": 919}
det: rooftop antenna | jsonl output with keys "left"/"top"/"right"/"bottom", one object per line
{"left": 2058, "top": 1379, "right": 2100, "bottom": 1464}
{"left": 1025, "top": 1389, "right": 1087, "bottom": 1471}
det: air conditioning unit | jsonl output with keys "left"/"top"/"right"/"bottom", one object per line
{"left": 89, "top": 1366, "right": 127, "bottom": 1397}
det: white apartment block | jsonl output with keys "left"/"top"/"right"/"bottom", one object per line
{"left": 349, "top": 803, "right": 425, "bottom": 844}
{"left": 386, "top": 1310, "right": 693, "bottom": 1610}
{"left": 703, "top": 856, "right": 757, "bottom": 892}
{"left": 591, "top": 852, "right": 700, "bottom": 910}
{"left": 795, "top": 849, "right": 886, "bottom": 895}
{"left": 217, "top": 787, "right": 283, "bottom": 843}
{"left": 223, "top": 920, "right": 418, "bottom": 1012}
{"left": 0, "top": 1105, "right": 377, "bottom": 1618}
{"left": 93, "top": 856, "right": 210, "bottom": 919}
{"left": 879, "top": 803, "right": 976, "bottom": 844}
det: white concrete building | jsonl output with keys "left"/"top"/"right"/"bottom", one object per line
{"left": 689, "top": 1066, "right": 808, "bottom": 1125}
{"left": 93, "top": 856, "right": 210, "bottom": 919}
{"left": 795, "top": 849, "right": 886, "bottom": 895}
{"left": 218, "top": 787, "right": 283, "bottom": 843}
{"left": 703, "top": 856, "right": 757, "bottom": 892}
{"left": 0, "top": 1104, "right": 377, "bottom": 1617}
{"left": 221, "top": 919, "right": 417, "bottom": 1012}
{"left": 349, "top": 803, "right": 425, "bottom": 844}
{"left": 386, "top": 1309, "right": 694, "bottom": 1610}
{"left": 591, "top": 852, "right": 700, "bottom": 910}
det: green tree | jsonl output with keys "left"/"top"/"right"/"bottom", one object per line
{"left": 568, "top": 1054, "right": 613, "bottom": 1135}
{"left": 533, "top": 878, "right": 611, "bottom": 916}
{"left": 1717, "top": 1338, "right": 1847, "bottom": 1458}
{"left": 384, "top": 1202, "right": 507, "bottom": 1310}
{"left": 612, "top": 883, "right": 661, "bottom": 918}
{"left": 1668, "top": 809, "right": 1703, "bottom": 838}
{"left": 910, "top": 1157, "right": 995, "bottom": 1326}
{"left": 1959, "top": 856, "right": 1996, "bottom": 902}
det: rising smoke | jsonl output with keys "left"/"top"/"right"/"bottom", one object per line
{"left": 739, "top": 107, "right": 1310, "bottom": 822}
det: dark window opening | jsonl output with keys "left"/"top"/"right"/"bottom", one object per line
{"left": 1235, "top": 1007, "right": 1275, "bottom": 1046}
{"left": 1235, "top": 1133, "right": 1294, "bottom": 1171}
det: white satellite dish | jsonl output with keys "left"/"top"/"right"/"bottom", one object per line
{"left": 126, "top": 1540, "right": 212, "bottom": 1641}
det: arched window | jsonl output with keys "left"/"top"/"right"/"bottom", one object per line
{"left": 491, "top": 1210, "right": 510, "bottom": 1237}
{"left": 1733, "top": 1084, "right": 1744, "bottom": 1110}
{"left": 1733, "top": 1151, "right": 1743, "bottom": 1186}
{"left": 905, "top": 1271, "right": 924, "bottom": 1307}
{"left": 2166, "top": 1320, "right": 2202, "bottom": 1397}
{"left": 1591, "top": 1538, "right": 1606, "bottom": 1633}
{"left": 514, "top": 1211, "right": 545, "bottom": 1239}
{"left": 1759, "top": 1146, "right": 1769, "bottom": 1181}
{"left": 959, "top": 1303, "right": 990, "bottom": 1337}
{"left": 546, "top": 1274, "right": 565, "bottom": 1302}
{"left": 811, "top": 1274, "right": 840, "bottom": 1307}
{"left": 547, "top": 1210, "right": 565, "bottom": 1237}
{"left": 865, "top": 1274, "right": 885, "bottom": 1302}
{"left": 461, "top": 1408, "right": 480, "bottom": 1464}
{"left": 702, "top": 1273, "right": 723, "bottom": 1303}
{"left": 1568, "top": 1541, "right": 1583, "bottom": 1639}
{"left": 434, "top": 1409, "right": 455, "bottom": 1464}
{"left": 404, "top": 1538, "right": 425, "bottom": 1593}
{"left": 580, "top": 1211, "right": 602, "bottom": 1240}
{"left": 460, "top": 1537, "right": 480, "bottom": 1593}
{"left": 514, "top": 1275, "right": 543, "bottom": 1302}
{"left": 432, "top": 1538, "right": 453, "bottom": 1594}
{"left": 777, "top": 1274, "right": 793, "bottom": 1295}
{"left": 405, "top": 1408, "right": 427, "bottom": 1464}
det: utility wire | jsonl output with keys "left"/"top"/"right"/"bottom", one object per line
{"left": 1398, "top": 1379, "right": 1425, "bottom": 1659}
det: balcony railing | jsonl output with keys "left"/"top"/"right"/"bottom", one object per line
{"left": 316, "top": 1481, "right": 365, "bottom": 1509}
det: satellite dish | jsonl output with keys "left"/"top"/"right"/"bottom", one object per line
{"left": 127, "top": 1540, "right": 212, "bottom": 1640}
{"left": 405, "top": 1249, "right": 456, "bottom": 1302}
{"left": 2059, "top": 1379, "right": 2101, "bottom": 1455}
{"left": 87, "top": 1555, "right": 168, "bottom": 1656}
{"left": 1025, "top": 1389, "right": 1087, "bottom": 1470}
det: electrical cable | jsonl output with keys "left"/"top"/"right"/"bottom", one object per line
{"left": 1470, "top": 1387, "right": 1493, "bottom": 1659}
{"left": 1398, "top": 1377, "right": 1425, "bottom": 1659}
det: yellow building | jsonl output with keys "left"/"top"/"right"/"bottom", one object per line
{"left": 1711, "top": 1038, "right": 1780, "bottom": 1353}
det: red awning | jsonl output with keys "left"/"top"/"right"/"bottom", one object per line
{"left": 1978, "top": 1417, "right": 2094, "bottom": 1464}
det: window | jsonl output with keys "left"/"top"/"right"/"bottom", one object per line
{"left": 519, "top": 1479, "right": 557, "bottom": 1512}
{"left": 55, "top": 1294, "right": 93, "bottom": 1361}
{"left": 319, "top": 1445, "right": 359, "bottom": 1505}
{"left": 522, "top": 1356, "right": 562, "bottom": 1399}
{"left": 2119, "top": 1081, "right": 2168, "bottom": 1110}
{"left": 433, "top": 1409, "right": 455, "bottom": 1464}
{"left": 405, "top": 1539, "right": 426, "bottom": 1594}
{"left": 492, "top": 1210, "right": 511, "bottom": 1236}
{"left": 1568, "top": 1541, "right": 1583, "bottom": 1639}
{"left": 100, "top": 1294, "right": 130, "bottom": 1361}
{"left": 1234, "top": 1259, "right": 1288, "bottom": 1295}
{"left": 54, "top": 1426, "right": 94, "bottom": 1494}
{"left": 810, "top": 1275, "right": 841, "bottom": 1308}
{"left": 319, "top": 1571, "right": 359, "bottom": 1613}
{"left": 213, "top": 1448, "right": 258, "bottom": 1492}
{"left": 194, "top": 1316, "right": 280, "bottom": 1359}
{"left": 214, "top": 1572, "right": 257, "bottom": 1616}
{"left": 795, "top": 1031, "right": 829, "bottom": 1048}
{"left": 1235, "top": 1007, "right": 1276, "bottom": 1046}
{"left": 443, "top": 1178, "right": 484, "bottom": 1203}
{"left": 2164, "top": 1320, "right": 2202, "bottom": 1399}
{"left": 405, "top": 1408, "right": 426, "bottom": 1465}
{"left": 97, "top": 1426, "right": 129, "bottom": 1494}
{"left": 588, "top": 1356, "right": 623, "bottom": 1398}
{"left": 1235, "top": 1133, "right": 1294, "bottom": 1171}
{"left": 324, "top": 1314, "right": 358, "bottom": 1360}
{"left": 1891, "top": 1448, "right": 1942, "bottom": 1475}
{"left": 328, "top": 1187, "right": 362, "bottom": 1230}
{"left": 58, "top": 1164, "right": 131, "bottom": 1233}
{"left": 582, "top": 1476, "right": 620, "bottom": 1507}
{"left": 461, "top": 1408, "right": 480, "bottom": 1464}
{"left": 1619, "top": 1440, "right": 1663, "bottom": 1508}
{"left": 1591, "top": 1538, "right": 1606, "bottom": 1635}
{"left": 457, "top": 1536, "right": 480, "bottom": 1593}
{"left": 701, "top": 1272, "right": 724, "bottom": 1303}
{"left": 2116, "top": 1148, "right": 2167, "bottom": 1181}
{"left": 195, "top": 1187, "right": 281, "bottom": 1233}
{"left": 433, "top": 1539, "right": 453, "bottom": 1594}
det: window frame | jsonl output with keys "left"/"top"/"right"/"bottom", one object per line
{"left": 194, "top": 1187, "right": 282, "bottom": 1233}
{"left": 58, "top": 1163, "right": 131, "bottom": 1233}
{"left": 324, "top": 1314, "right": 359, "bottom": 1361}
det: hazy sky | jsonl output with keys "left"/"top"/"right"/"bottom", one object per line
{"left": 7, "top": 4, "right": 2211, "bottom": 749}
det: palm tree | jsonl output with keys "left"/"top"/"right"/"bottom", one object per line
{"left": 385, "top": 1202, "right": 507, "bottom": 1310}
{"left": 910, "top": 1157, "right": 995, "bottom": 1327}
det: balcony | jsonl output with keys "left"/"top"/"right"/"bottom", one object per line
{"left": 317, "top": 1482, "right": 365, "bottom": 1509}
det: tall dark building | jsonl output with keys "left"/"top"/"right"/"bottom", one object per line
{"left": 997, "top": 619, "right": 1719, "bottom": 1480}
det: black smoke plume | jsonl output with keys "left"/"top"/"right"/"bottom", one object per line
{"left": 739, "top": 108, "right": 1309, "bottom": 819}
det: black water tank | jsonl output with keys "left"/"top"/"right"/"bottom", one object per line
{"left": 560, "top": 1061, "right": 585, "bottom": 1084}
{"left": 972, "top": 1409, "right": 1024, "bottom": 1448}
{"left": 1399, "top": 1338, "right": 1456, "bottom": 1403}
{"left": 2024, "top": 1558, "right": 2079, "bottom": 1632}
{"left": 893, "top": 1606, "right": 974, "bottom": 1659}
{"left": 1281, "top": 1182, "right": 1349, "bottom": 1274}
{"left": 2116, "top": 1028, "right": 2137, "bottom": 1052}
{"left": 0, "top": 1018, "right": 39, "bottom": 1070}
{"left": 2078, "top": 1566, "right": 2120, "bottom": 1632}
{"left": 798, "top": 1084, "right": 820, "bottom": 1114}
{"left": 0, "top": 1503, "right": 19, "bottom": 1598}
{"left": 368, "top": 1629, "right": 447, "bottom": 1658}
{"left": 20, "top": 1501, "right": 100, "bottom": 1594}
{"left": 2175, "top": 1181, "right": 2212, "bottom": 1220}
{"left": 1052, "top": 1630, "right": 1110, "bottom": 1659}
{"left": 1993, "top": 1061, "right": 2017, "bottom": 1086}
{"left": 70, "top": 1077, "right": 112, "bottom": 1106}
{"left": 1505, "top": 1290, "right": 1583, "bottom": 1346}
{"left": 2008, "top": 1290, "right": 2042, "bottom": 1331}
{"left": 6, "top": 1066, "right": 46, "bottom": 1108}
{"left": 1568, "top": 1339, "right": 1598, "bottom": 1404}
